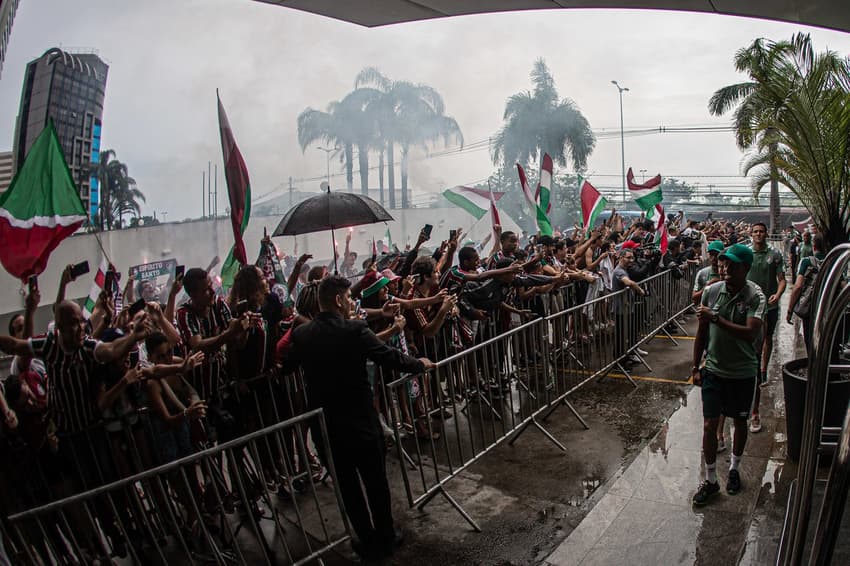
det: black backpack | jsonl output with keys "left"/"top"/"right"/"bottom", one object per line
{"left": 792, "top": 257, "right": 822, "bottom": 319}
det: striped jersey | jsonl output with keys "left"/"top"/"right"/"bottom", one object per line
{"left": 30, "top": 331, "right": 102, "bottom": 434}
{"left": 176, "top": 297, "right": 233, "bottom": 401}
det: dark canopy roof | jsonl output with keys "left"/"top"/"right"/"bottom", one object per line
{"left": 255, "top": 1, "right": 850, "bottom": 33}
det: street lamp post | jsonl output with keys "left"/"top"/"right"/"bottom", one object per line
{"left": 612, "top": 80, "right": 629, "bottom": 205}
{"left": 317, "top": 146, "right": 337, "bottom": 189}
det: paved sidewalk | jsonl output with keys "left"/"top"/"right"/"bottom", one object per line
{"left": 544, "top": 310, "right": 801, "bottom": 566}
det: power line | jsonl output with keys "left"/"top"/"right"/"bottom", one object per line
{"left": 254, "top": 122, "right": 744, "bottom": 203}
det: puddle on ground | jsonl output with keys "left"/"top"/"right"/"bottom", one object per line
{"left": 566, "top": 475, "right": 603, "bottom": 507}
{"left": 761, "top": 458, "right": 784, "bottom": 496}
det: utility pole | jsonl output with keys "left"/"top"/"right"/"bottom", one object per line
{"left": 202, "top": 171, "right": 206, "bottom": 218}
{"left": 207, "top": 161, "right": 212, "bottom": 218}
{"left": 214, "top": 163, "right": 218, "bottom": 217}
{"left": 289, "top": 176, "right": 293, "bottom": 207}
{"left": 612, "top": 80, "right": 630, "bottom": 205}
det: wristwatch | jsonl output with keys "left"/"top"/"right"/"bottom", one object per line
{"left": 710, "top": 311, "right": 719, "bottom": 324}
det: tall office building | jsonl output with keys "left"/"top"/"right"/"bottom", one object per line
{"left": 0, "top": 151, "right": 13, "bottom": 193}
{"left": 13, "top": 48, "right": 108, "bottom": 220}
{"left": 0, "top": 0, "right": 20, "bottom": 79}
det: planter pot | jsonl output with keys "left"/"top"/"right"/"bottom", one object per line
{"left": 782, "top": 358, "right": 850, "bottom": 462}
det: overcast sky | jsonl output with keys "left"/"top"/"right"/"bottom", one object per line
{"left": 2, "top": 0, "right": 849, "bottom": 220}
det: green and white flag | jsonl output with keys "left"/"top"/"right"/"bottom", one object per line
{"left": 442, "top": 186, "right": 505, "bottom": 220}
{"left": 626, "top": 167, "right": 663, "bottom": 211}
{"left": 536, "top": 153, "right": 553, "bottom": 216}
{"left": 517, "top": 163, "right": 553, "bottom": 236}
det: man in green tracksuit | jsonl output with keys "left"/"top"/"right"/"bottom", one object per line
{"left": 691, "top": 244, "right": 766, "bottom": 506}
{"left": 746, "top": 222, "right": 786, "bottom": 434}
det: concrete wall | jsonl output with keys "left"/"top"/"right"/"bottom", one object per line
{"left": 0, "top": 207, "right": 520, "bottom": 334}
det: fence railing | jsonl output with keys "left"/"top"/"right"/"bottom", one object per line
{"left": 2, "top": 264, "right": 701, "bottom": 559}
{"left": 4, "top": 408, "right": 350, "bottom": 566}
{"left": 377, "top": 264, "right": 699, "bottom": 530}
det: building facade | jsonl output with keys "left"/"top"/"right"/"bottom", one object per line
{"left": 0, "top": 151, "right": 12, "bottom": 193}
{"left": 13, "top": 48, "right": 108, "bottom": 220}
{"left": 0, "top": 0, "right": 20, "bottom": 79}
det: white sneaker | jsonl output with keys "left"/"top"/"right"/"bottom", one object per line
{"left": 716, "top": 438, "right": 727, "bottom": 453}
{"left": 636, "top": 348, "right": 649, "bottom": 356}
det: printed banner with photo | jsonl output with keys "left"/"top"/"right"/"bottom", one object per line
{"left": 130, "top": 259, "right": 177, "bottom": 303}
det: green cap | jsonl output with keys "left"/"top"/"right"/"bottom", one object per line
{"left": 720, "top": 243, "right": 754, "bottom": 266}
{"left": 707, "top": 240, "right": 725, "bottom": 253}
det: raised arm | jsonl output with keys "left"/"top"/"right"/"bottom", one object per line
{"left": 0, "top": 335, "right": 34, "bottom": 357}
{"left": 187, "top": 316, "right": 246, "bottom": 353}
{"left": 23, "top": 288, "right": 40, "bottom": 339}
{"left": 287, "top": 254, "right": 312, "bottom": 296}
{"left": 359, "top": 320, "right": 429, "bottom": 373}
{"left": 54, "top": 265, "right": 73, "bottom": 313}
{"left": 95, "top": 315, "right": 150, "bottom": 363}
{"left": 164, "top": 275, "right": 183, "bottom": 324}
{"left": 146, "top": 302, "right": 181, "bottom": 346}
{"left": 419, "top": 294, "right": 457, "bottom": 339}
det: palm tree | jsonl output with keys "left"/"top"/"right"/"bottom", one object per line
{"left": 356, "top": 68, "right": 464, "bottom": 208}
{"left": 109, "top": 178, "right": 145, "bottom": 228}
{"left": 297, "top": 88, "right": 379, "bottom": 194}
{"left": 710, "top": 34, "right": 850, "bottom": 246}
{"left": 84, "top": 149, "right": 139, "bottom": 230}
{"left": 492, "top": 59, "right": 596, "bottom": 174}
{"left": 709, "top": 39, "right": 784, "bottom": 233}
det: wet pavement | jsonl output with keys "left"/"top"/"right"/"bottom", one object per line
{"left": 304, "top": 311, "right": 700, "bottom": 564}
{"left": 545, "top": 299, "right": 805, "bottom": 566}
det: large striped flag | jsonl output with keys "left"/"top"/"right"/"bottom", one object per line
{"left": 442, "top": 185, "right": 505, "bottom": 220}
{"left": 580, "top": 180, "right": 607, "bottom": 236}
{"left": 0, "top": 121, "right": 86, "bottom": 281}
{"left": 516, "top": 163, "right": 553, "bottom": 236}
{"left": 217, "top": 91, "right": 252, "bottom": 289}
{"left": 535, "top": 154, "right": 554, "bottom": 215}
{"left": 626, "top": 168, "right": 663, "bottom": 211}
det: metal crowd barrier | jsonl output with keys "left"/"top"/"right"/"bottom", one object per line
{"left": 0, "top": 264, "right": 702, "bottom": 555}
{"left": 778, "top": 243, "right": 850, "bottom": 566}
{"left": 4, "top": 407, "right": 350, "bottom": 566}
{"left": 379, "top": 265, "right": 698, "bottom": 531}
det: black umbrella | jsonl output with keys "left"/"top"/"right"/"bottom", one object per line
{"left": 272, "top": 187, "right": 394, "bottom": 273}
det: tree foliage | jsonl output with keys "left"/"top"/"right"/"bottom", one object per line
{"left": 297, "top": 69, "right": 463, "bottom": 208}
{"left": 83, "top": 149, "right": 143, "bottom": 231}
{"left": 492, "top": 59, "right": 595, "bottom": 173}
{"left": 710, "top": 33, "right": 850, "bottom": 245}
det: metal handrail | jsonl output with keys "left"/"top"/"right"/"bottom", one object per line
{"left": 809, "top": 398, "right": 850, "bottom": 565}
{"left": 7, "top": 407, "right": 334, "bottom": 521}
{"left": 780, "top": 243, "right": 850, "bottom": 565}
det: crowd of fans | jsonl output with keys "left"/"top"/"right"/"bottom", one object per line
{"left": 0, "top": 210, "right": 813, "bottom": 562}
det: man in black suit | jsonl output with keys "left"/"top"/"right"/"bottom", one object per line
{"left": 286, "top": 275, "right": 434, "bottom": 560}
